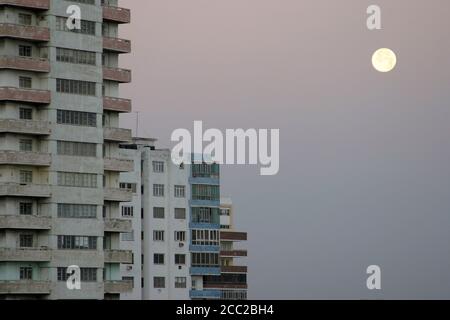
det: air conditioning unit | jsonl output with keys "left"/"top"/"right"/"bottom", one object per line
{"left": 179, "top": 242, "right": 184, "bottom": 248}
{"left": 126, "top": 266, "right": 133, "bottom": 271}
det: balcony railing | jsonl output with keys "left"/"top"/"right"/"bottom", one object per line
{"left": 103, "top": 96, "right": 132, "bottom": 113}
{"left": 220, "top": 250, "right": 248, "bottom": 257}
{"left": 104, "top": 218, "right": 132, "bottom": 233}
{"left": 0, "top": 151, "right": 51, "bottom": 166}
{"left": 0, "top": 183, "right": 51, "bottom": 198}
{"left": 0, "top": 0, "right": 50, "bottom": 10}
{"left": 204, "top": 283, "right": 248, "bottom": 289}
{"left": 0, "top": 280, "right": 51, "bottom": 294}
{"left": 0, "top": 119, "right": 51, "bottom": 135}
{"left": 0, "top": 87, "right": 51, "bottom": 104}
{"left": 220, "top": 266, "right": 248, "bottom": 274}
{"left": 103, "top": 127, "right": 132, "bottom": 142}
{"left": 104, "top": 188, "right": 132, "bottom": 202}
{"left": 0, "top": 23, "right": 50, "bottom": 41}
{"left": 189, "top": 290, "right": 221, "bottom": 299}
{"left": 0, "top": 247, "right": 51, "bottom": 262}
{"left": 103, "top": 36, "right": 131, "bottom": 53}
{"left": 0, "top": 215, "right": 51, "bottom": 230}
{"left": 102, "top": 5, "right": 131, "bottom": 24}
{"left": 220, "top": 231, "right": 248, "bottom": 241}
{"left": 0, "top": 56, "right": 50, "bottom": 72}
{"left": 104, "top": 249, "right": 133, "bottom": 264}
{"left": 103, "top": 66, "right": 131, "bottom": 83}
{"left": 104, "top": 157, "right": 134, "bottom": 172}
{"left": 104, "top": 280, "right": 133, "bottom": 294}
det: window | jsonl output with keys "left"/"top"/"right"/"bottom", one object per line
{"left": 174, "top": 231, "right": 186, "bottom": 242}
{"left": 191, "top": 229, "right": 220, "bottom": 246}
{"left": 175, "top": 277, "right": 187, "bottom": 289}
{"left": 153, "top": 184, "right": 164, "bottom": 197}
{"left": 20, "top": 170, "right": 32, "bottom": 184}
{"left": 57, "top": 172, "right": 97, "bottom": 188}
{"left": 191, "top": 184, "right": 220, "bottom": 201}
{"left": 192, "top": 163, "right": 220, "bottom": 178}
{"left": 192, "top": 207, "right": 219, "bottom": 224}
{"left": 174, "top": 208, "right": 186, "bottom": 220}
{"left": 81, "top": 268, "right": 97, "bottom": 282}
{"left": 19, "top": 203, "right": 32, "bottom": 215}
{"left": 175, "top": 254, "right": 186, "bottom": 265}
{"left": 153, "top": 254, "right": 164, "bottom": 265}
{"left": 18, "top": 45, "right": 32, "bottom": 57}
{"left": 18, "top": 13, "right": 32, "bottom": 26}
{"left": 152, "top": 161, "right": 164, "bottom": 173}
{"left": 20, "top": 267, "right": 33, "bottom": 280}
{"left": 19, "top": 139, "right": 32, "bottom": 152}
{"left": 191, "top": 252, "right": 220, "bottom": 268}
{"left": 153, "top": 207, "right": 164, "bottom": 219}
{"left": 58, "top": 204, "right": 97, "bottom": 218}
{"left": 153, "top": 277, "right": 165, "bottom": 288}
{"left": 120, "top": 183, "right": 137, "bottom": 193}
{"left": 153, "top": 230, "right": 164, "bottom": 242}
{"left": 71, "top": 0, "right": 95, "bottom": 4}
{"left": 19, "top": 107, "right": 32, "bottom": 120}
{"left": 57, "top": 268, "right": 97, "bottom": 282}
{"left": 121, "top": 230, "right": 134, "bottom": 241}
{"left": 57, "top": 110, "right": 97, "bottom": 127}
{"left": 121, "top": 206, "right": 134, "bottom": 217}
{"left": 56, "top": 47, "right": 96, "bottom": 65}
{"left": 19, "top": 76, "right": 32, "bottom": 89}
{"left": 174, "top": 185, "right": 185, "bottom": 198}
{"left": 123, "top": 276, "right": 134, "bottom": 288}
{"left": 56, "top": 79, "right": 96, "bottom": 96}
{"left": 56, "top": 16, "right": 96, "bottom": 35}
{"left": 57, "top": 141, "right": 96, "bottom": 157}
{"left": 57, "top": 235, "right": 97, "bottom": 250}
{"left": 19, "top": 234, "right": 33, "bottom": 248}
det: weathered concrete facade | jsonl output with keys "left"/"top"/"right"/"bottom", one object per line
{"left": 0, "top": 0, "right": 132, "bottom": 299}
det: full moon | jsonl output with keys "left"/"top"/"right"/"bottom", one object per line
{"left": 372, "top": 48, "right": 397, "bottom": 72}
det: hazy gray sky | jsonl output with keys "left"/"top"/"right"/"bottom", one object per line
{"left": 119, "top": 0, "right": 450, "bottom": 299}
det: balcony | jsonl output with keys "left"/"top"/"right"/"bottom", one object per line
{"left": 103, "top": 66, "right": 131, "bottom": 83}
{"left": 204, "top": 283, "right": 248, "bottom": 290}
{"left": 0, "top": 215, "right": 51, "bottom": 230}
{"left": 0, "top": 183, "right": 51, "bottom": 198}
{"left": 190, "top": 290, "right": 221, "bottom": 299}
{"left": 0, "top": 0, "right": 49, "bottom": 10}
{"left": 103, "top": 127, "right": 132, "bottom": 143}
{"left": 104, "top": 249, "right": 133, "bottom": 264}
{"left": 0, "top": 151, "right": 51, "bottom": 166}
{"left": 221, "top": 266, "right": 248, "bottom": 274}
{"left": 220, "top": 250, "right": 248, "bottom": 258}
{"left": 0, "top": 87, "right": 51, "bottom": 104}
{"left": 190, "top": 267, "right": 221, "bottom": 276}
{"left": 0, "top": 23, "right": 49, "bottom": 42}
{"left": 104, "top": 157, "right": 134, "bottom": 172}
{"left": 0, "top": 56, "right": 50, "bottom": 72}
{"left": 0, "top": 247, "right": 51, "bottom": 262}
{"left": 102, "top": 5, "right": 131, "bottom": 24}
{"left": 103, "top": 36, "right": 131, "bottom": 53}
{"left": 104, "top": 280, "right": 133, "bottom": 294}
{"left": 0, "top": 119, "right": 51, "bottom": 135}
{"left": 104, "top": 188, "right": 132, "bottom": 202}
{"left": 103, "top": 96, "right": 132, "bottom": 113}
{"left": 220, "top": 231, "right": 247, "bottom": 241}
{"left": 0, "top": 281, "right": 51, "bottom": 295}
{"left": 104, "top": 218, "right": 132, "bottom": 233}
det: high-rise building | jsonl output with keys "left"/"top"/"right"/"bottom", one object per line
{"left": 0, "top": 0, "right": 133, "bottom": 299}
{"left": 118, "top": 139, "right": 248, "bottom": 300}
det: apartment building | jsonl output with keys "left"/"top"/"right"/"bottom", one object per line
{"left": 118, "top": 140, "right": 248, "bottom": 300}
{"left": 0, "top": 0, "right": 133, "bottom": 299}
